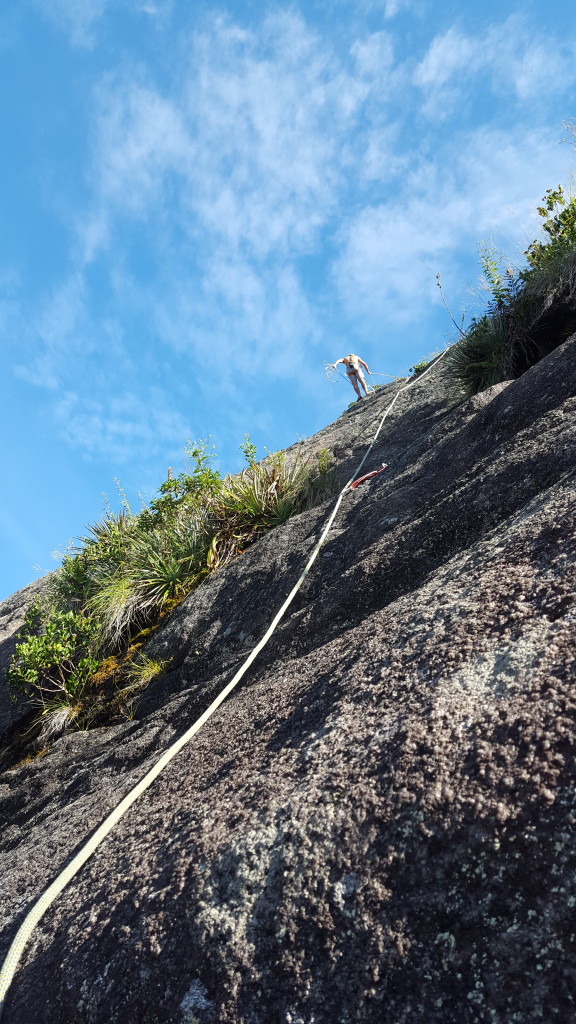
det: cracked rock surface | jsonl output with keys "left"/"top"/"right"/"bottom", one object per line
{"left": 1, "top": 337, "right": 575, "bottom": 1023}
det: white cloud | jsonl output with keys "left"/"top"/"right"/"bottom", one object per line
{"left": 149, "top": 256, "right": 320, "bottom": 382}
{"left": 359, "top": 125, "right": 407, "bottom": 183}
{"left": 34, "top": 0, "right": 110, "bottom": 48}
{"left": 83, "top": 11, "right": 385, "bottom": 263}
{"left": 53, "top": 387, "right": 191, "bottom": 462}
{"left": 352, "top": 31, "right": 395, "bottom": 79}
{"left": 37, "top": 275, "right": 89, "bottom": 352}
{"left": 334, "top": 194, "right": 463, "bottom": 321}
{"left": 14, "top": 356, "right": 60, "bottom": 390}
{"left": 12, "top": 274, "right": 90, "bottom": 388}
{"left": 92, "top": 82, "right": 192, "bottom": 209}
{"left": 413, "top": 26, "right": 487, "bottom": 119}
{"left": 9, "top": 274, "right": 138, "bottom": 398}
{"left": 488, "top": 27, "right": 576, "bottom": 102}
{"left": 333, "top": 124, "right": 573, "bottom": 323}
{"left": 414, "top": 18, "right": 576, "bottom": 118}
{"left": 78, "top": 78, "right": 192, "bottom": 260}
{"left": 137, "top": 1, "right": 170, "bottom": 15}
{"left": 15, "top": 5, "right": 576, "bottom": 467}
{"left": 33, "top": 0, "right": 172, "bottom": 47}
{"left": 414, "top": 26, "right": 481, "bottom": 90}
{"left": 383, "top": 0, "right": 417, "bottom": 18}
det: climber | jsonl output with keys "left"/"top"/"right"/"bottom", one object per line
{"left": 332, "top": 353, "right": 372, "bottom": 399}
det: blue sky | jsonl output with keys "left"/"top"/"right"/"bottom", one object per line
{"left": 1, "top": 0, "right": 576, "bottom": 600}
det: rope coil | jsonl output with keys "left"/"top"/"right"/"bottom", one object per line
{"left": 323, "top": 361, "right": 396, "bottom": 386}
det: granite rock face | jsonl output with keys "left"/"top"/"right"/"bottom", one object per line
{"left": 1, "top": 338, "right": 575, "bottom": 1023}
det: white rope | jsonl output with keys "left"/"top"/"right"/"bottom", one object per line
{"left": 0, "top": 346, "right": 450, "bottom": 1018}
{"left": 324, "top": 361, "right": 343, "bottom": 383}
{"left": 323, "top": 361, "right": 395, "bottom": 385}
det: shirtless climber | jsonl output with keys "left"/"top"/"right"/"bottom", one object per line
{"left": 332, "top": 353, "right": 371, "bottom": 399}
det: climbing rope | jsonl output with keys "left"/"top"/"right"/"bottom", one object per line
{"left": 0, "top": 345, "right": 450, "bottom": 1019}
{"left": 323, "top": 361, "right": 395, "bottom": 386}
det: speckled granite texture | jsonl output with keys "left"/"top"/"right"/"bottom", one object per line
{"left": 1, "top": 337, "right": 575, "bottom": 1023}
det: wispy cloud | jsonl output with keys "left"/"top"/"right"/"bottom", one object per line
{"left": 0, "top": 268, "right": 21, "bottom": 341}
{"left": 493, "top": 27, "right": 576, "bottom": 101}
{"left": 416, "top": 25, "right": 480, "bottom": 87}
{"left": 14, "top": 356, "right": 60, "bottom": 391}
{"left": 414, "top": 17, "right": 576, "bottom": 118}
{"left": 12, "top": 274, "right": 90, "bottom": 389}
{"left": 12, "top": 5, "right": 576, "bottom": 468}
{"left": 334, "top": 124, "right": 573, "bottom": 324}
{"left": 53, "top": 387, "right": 191, "bottom": 462}
{"left": 383, "top": 0, "right": 419, "bottom": 19}
{"left": 351, "top": 30, "right": 395, "bottom": 79}
{"left": 33, "top": 0, "right": 110, "bottom": 48}
{"left": 64, "top": 8, "right": 394, "bottom": 425}
{"left": 146, "top": 257, "right": 321, "bottom": 388}
{"left": 85, "top": 11, "right": 372, "bottom": 262}
{"left": 33, "top": 0, "right": 171, "bottom": 47}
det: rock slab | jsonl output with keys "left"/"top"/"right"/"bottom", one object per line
{"left": 1, "top": 340, "right": 576, "bottom": 1023}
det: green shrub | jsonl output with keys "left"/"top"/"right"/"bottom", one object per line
{"left": 239, "top": 433, "right": 258, "bottom": 467}
{"left": 409, "top": 352, "right": 442, "bottom": 376}
{"left": 7, "top": 604, "right": 100, "bottom": 741}
{"left": 81, "top": 516, "right": 210, "bottom": 649}
{"left": 50, "top": 552, "right": 94, "bottom": 610}
{"left": 216, "top": 452, "right": 301, "bottom": 530}
{"left": 8, "top": 604, "right": 98, "bottom": 698}
{"left": 143, "top": 438, "right": 222, "bottom": 527}
{"left": 523, "top": 186, "right": 576, "bottom": 273}
{"left": 127, "top": 520, "right": 210, "bottom": 607}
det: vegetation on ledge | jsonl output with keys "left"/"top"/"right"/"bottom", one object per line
{"left": 4, "top": 439, "right": 338, "bottom": 756}
{"left": 448, "top": 182, "right": 576, "bottom": 397}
